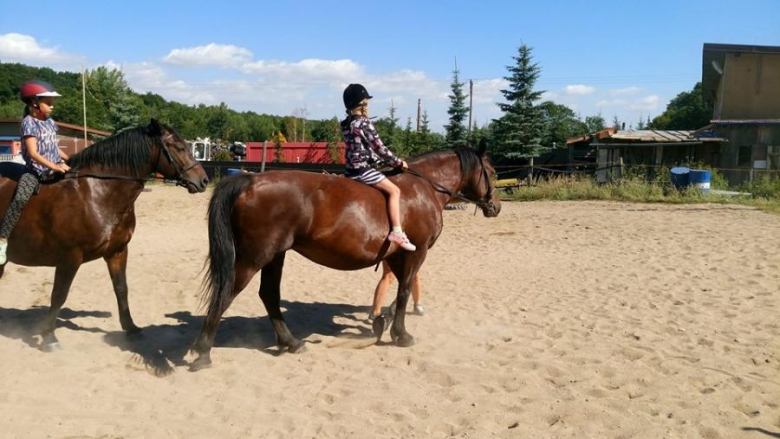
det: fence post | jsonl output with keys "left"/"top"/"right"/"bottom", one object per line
{"left": 619, "top": 156, "right": 624, "bottom": 182}
{"left": 261, "top": 141, "right": 268, "bottom": 173}
{"left": 527, "top": 157, "right": 534, "bottom": 187}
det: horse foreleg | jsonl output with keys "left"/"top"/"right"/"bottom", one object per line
{"left": 258, "top": 252, "right": 304, "bottom": 354}
{"left": 105, "top": 247, "right": 141, "bottom": 334}
{"left": 387, "top": 255, "right": 424, "bottom": 348}
{"left": 190, "top": 260, "right": 259, "bottom": 371}
{"left": 40, "top": 261, "right": 81, "bottom": 351}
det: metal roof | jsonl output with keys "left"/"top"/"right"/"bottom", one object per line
{"left": 567, "top": 129, "right": 727, "bottom": 146}
{"left": 610, "top": 130, "right": 703, "bottom": 142}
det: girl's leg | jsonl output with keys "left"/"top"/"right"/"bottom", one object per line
{"left": 0, "top": 173, "right": 39, "bottom": 265}
{"left": 412, "top": 274, "right": 422, "bottom": 306}
{"left": 373, "top": 178, "right": 416, "bottom": 251}
{"left": 373, "top": 179, "right": 401, "bottom": 228}
{"left": 370, "top": 261, "right": 395, "bottom": 318}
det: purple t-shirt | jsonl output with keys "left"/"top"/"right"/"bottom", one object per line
{"left": 20, "top": 115, "right": 62, "bottom": 176}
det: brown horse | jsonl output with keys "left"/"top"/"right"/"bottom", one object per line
{"left": 191, "top": 140, "right": 500, "bottom": 370}
{"left": 0, "top": 119, "right": 208, "bottom": 350}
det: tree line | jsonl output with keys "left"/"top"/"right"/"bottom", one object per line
{"left": 0, "top": 45, "right": 711, "bottom": 159}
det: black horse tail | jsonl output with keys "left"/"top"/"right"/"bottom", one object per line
{"left": 202, "top": 174, "right": 253, "bottom": 314}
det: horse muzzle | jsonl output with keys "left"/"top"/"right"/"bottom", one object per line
{"left": 180, "top": 176, "right": 209, "bottom": 193}
{"left": 481, "top": 201, "right": 501, "bottom": 217}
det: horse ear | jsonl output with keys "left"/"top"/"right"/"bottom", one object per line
{"left": 149, "top": 118, "right": 162, "bottom": 135}
{"left": 478, "top": 138, "right": 488, "bottom": 157}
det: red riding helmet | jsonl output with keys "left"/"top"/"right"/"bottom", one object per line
{"left": 19, "top": 80, "right": 62, "bottom": 103}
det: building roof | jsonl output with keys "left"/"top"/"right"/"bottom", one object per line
{"left": 567, "top": 129, "right": 726, "bottom": 146}
{"left": 702, "top": 43, "right": 780, "bottom": 107}
{"left": 0, "top": 118, "right": 111, "bottom": 137}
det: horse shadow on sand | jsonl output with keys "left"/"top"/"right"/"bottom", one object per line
{"left": 0, "top": 306, "right": 111, "bottom": 348}
{"left": 103, "top": 299, "right": 376, "bottom": 376}
{"left": 0, "top": 299, "right": 376, "bottom": 376}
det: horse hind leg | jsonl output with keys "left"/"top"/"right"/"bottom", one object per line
{"left": 105, "top": 247, "right": 141, "bottom": 335}
{"left": 259, "top": 252, "right": 305, "bottom": 354}
{"left": 190, "top": 260, "right": 259, "bottom": 371}
{"left": 40, "top": 261, "right": 81, "bottom": 351}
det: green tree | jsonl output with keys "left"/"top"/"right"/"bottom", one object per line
{"left": 445, "top": 67, "right": 468, "bottom": 148}
{"left": 649, "top": 82, "right": 712, "bottom": 130}
{"left": 493, "top": 44, "right": 546, "bottom": 158}
{"left": 206, "top": 103, "right": 230, "bottom": 140}
{"left": 612, "top": 115, "right": 622, "bottom": 130}
{"left": 585, "top": 114, "right": 606, "bottom": 133}
{"left": 538, "top": 101, "right": 587, "bottom": 149}
{"left": 85, "top": 66, "right": 141, "bottom": 132}
{"left": 373, "top": 100, "right": 399, "bottom": 149}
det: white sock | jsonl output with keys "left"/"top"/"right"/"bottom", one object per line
{"left": 392, "top": 226, "right": 402, "bottom": 234}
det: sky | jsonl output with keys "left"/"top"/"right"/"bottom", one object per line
{"left": 1, "top": 0, "right": 778, "bottom": 134}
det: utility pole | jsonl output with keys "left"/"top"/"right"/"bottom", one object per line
{"left": 467, "top": 79, "right": 474, "bottom": 139}
{"left": 81, "top": 65, "right": 88, "bottom": 151}
{"left": 416, "top": 98, "right": 421, "bottom": 133}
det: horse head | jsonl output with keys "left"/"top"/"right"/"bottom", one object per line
{"left": 147, "top": 119, "right": 209, "bottom": 193}
{"left": 460, "top": 138, "right": 501, "bottom": 217}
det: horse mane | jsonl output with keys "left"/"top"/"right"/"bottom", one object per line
{"left": 67, "top": 126, "right": 153, "bottom": 176}
{"left": 411, "top": 147, "right": 482, "bottom": 181}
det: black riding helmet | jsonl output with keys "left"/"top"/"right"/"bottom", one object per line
{"left": 343, "top": 84, "right": 372, "bottom": 110}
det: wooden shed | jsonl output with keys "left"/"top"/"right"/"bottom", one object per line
{"left": 0, "top": 118, "right": 110, "bottom": 162}
{"left": 702, "top": 43, "right": 780, "bottom": 183}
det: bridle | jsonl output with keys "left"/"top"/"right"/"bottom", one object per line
{"left": 404, "top": 154, "right": 496, "bottom": 213}
{"left": 154, "top": 133, "right": 201, "bottom": 189}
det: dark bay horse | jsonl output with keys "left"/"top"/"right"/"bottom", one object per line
{"left": 191, "top": 140, "right": 500, "bottom": 370}
{"left": 0, "top": 119, "right": 208, "bottom": 350}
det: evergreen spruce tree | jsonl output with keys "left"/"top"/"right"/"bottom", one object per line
{"left": 445, "top": 67, "right": 468, "bottom": 148}
{"left": 493, "top": 44, "right": 546, "bottom": 157}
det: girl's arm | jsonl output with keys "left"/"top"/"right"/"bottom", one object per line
{"left": 24, "top": 136, "right": 70, "bottom": 173}
{"left": 360, "top": 120, "right": 403, "bottom": 167}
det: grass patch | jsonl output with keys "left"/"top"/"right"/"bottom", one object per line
{"left": 503, "top": 175, "right": 780, "bottom": 214}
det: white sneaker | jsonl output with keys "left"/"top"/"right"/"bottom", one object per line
{"left": 413, "top": 304, "right": 425, "bottom": 316}
{"left": 388, "top": 231, "right": 416, "bottom": 251}
{"left": 0, "top": 241, "right": 7, "bottom": 265}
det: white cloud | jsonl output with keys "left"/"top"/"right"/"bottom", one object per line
{"left": 563, "top": 84, "right": 595, "bottom": 96}
{"left": 163, "top": 43, "right": 253, "bottom": 68}
{"left": 595, "top": 94, "right": 661, "bottom": 113}
{"left": 472, "top": 78, "right": 507, "bottom": 104}
{"left": 609, "top": 86, "right": 642, "bottom": 96}
{"left": 242, "top": 58, "right": 364, "bottom": 82}
{"left": 116, "top": 61, "right": 218, "bottom": 105}
{"left": 0, "top": 33, "right": 83, "bottom": 68}
{"left": 628, "top": 95, "right": 661, "bottom": 111}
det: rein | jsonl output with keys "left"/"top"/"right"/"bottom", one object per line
{"left": 403, "top": 157, "right": 496, "bottom": 212}
{"left": 57, "top": 133, "right": 198, "bottom": 187}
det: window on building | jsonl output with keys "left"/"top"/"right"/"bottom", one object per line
{"left": 738, "top": 145, "right": 753, "bottom": 167}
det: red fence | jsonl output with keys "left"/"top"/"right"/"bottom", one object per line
{"left": 246, "top": 142, "right": 345, "bottom": 164}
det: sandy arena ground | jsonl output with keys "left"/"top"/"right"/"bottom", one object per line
{"left": 0, "top": 185, "right": 778, "bottom": 438}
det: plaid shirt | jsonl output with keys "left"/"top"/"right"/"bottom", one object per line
{"left": 341, "top": 115, "right": 402, "bottom": 172}
{"left": 20, "top": 115, "right": 62, "bottom": 176}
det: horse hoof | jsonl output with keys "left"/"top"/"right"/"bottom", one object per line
{"left": 189, "top": 355, "right": 212, "bottom": 372}
{"left": 40, "top": 342, "right": 61, "bottom": 352}
{"left": 124, "top": 325, "right": 143, "bottom": 335}
{"left": 287, "top": 340, "right": 306, "bottom": 354}
{"left": 394, "top": 333, "right": 415, "bottom": 348}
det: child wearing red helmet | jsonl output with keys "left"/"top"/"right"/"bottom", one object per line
{"left": 0, "top": 80, "right": 71, "bottom": 265}
{"left": 341, "top": 83, "right": 416, "bottom": 252}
